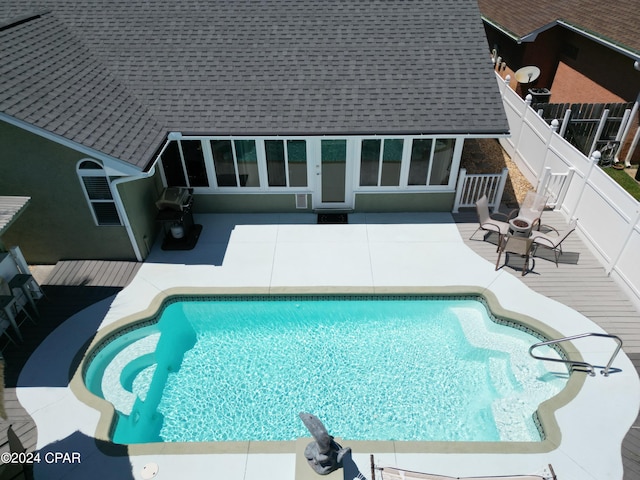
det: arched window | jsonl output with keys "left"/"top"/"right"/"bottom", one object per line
{"left": 77, "top": 160, "right": 122, "bottom": 226}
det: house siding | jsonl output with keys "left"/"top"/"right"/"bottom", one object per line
{"left": 192, "top": 194, "right": 311, "bottom": 214}
{"left": 354, "top": 192, "right": 456, "bottom": 212}
{"left": 0, "top": 121, "right": 135, "bottom": 263}
{"left": 116, "top": 169, "right": 165, "bottom": 259}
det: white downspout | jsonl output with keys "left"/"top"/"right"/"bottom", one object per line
{"left": 109, "top": 135, "right": 176, "bottom": 261}
{"left": 112, "top": 166, "right": 156, "bottom": 262}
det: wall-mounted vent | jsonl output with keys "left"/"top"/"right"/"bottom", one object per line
{"left": 295, "top": 194, "right": 308, "bottom": 209}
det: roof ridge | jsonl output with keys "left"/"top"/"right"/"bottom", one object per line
{"left": 0, "top": 10, "right": 50, "bottom": 32}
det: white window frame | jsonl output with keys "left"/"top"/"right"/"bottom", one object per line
{"left": 157, "top": 134, "right": 464, "bottom": 195}
{"left": 76, "top": 159, "right": 123, "bottom": 226}
{"left": 172, "top": 136, "right": 313, "bottom": 193}
{"left": 354, "top": 136, "right": 462, "bottom": 193}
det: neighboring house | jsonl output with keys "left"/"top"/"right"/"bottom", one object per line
{"left": 478, "top": 0, "right": 640, "bottom": 162}
{"left": 0, "top": 1, "right": 508, "bottom": 263}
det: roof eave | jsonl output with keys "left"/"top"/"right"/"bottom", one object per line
{"left": 482, "top": 15, "right": 640, "bottom": 61}
{"left": 557, "top": 20, "right": 640, "bottom": 62}
{"left": 0, "top": 113, "right": 144, "bottom": 176}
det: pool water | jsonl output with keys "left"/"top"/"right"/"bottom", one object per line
{"left": 84, "top": 297, "right": 567, "bottom": 444}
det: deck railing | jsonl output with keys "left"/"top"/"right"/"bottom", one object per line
{"left": 537, "top": 166, "right": 575, "bottom": 209}
{"left": 452, "top": 167, "right": 508, "bottom": 213}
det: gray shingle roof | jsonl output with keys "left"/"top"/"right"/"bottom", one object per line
{"left": 1, "top": 1, "right": 508, "bottom": 170}
{"left": 0, "top": 12, "right": 166, "bottom": 169}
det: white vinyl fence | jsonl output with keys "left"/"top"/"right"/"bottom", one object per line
{"left": 496, "top": 73, "right": 640, "bottom": 308}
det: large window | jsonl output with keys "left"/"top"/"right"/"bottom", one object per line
{"left": 408, "top": 139, "right": 433, "bottom": 186}
{"left": 358, "top": 138, "right": 457, "bottom": 189}
{"left": 359, "top": 139, "right": 403, "bottom": 187}
{"left": 429, "top": 139, "right": 455, "bottom": 186}
{"left": 265, "top": 140, "right": 308, "bottom": 187}
{"left": 160, "top": 141, "right": 186, "bottom": 187}
{"left": 211, "top": 140, "right": 259, "bottom": 187}
{"left": 157, "top": 136, "right": 455, "bottom": 193}
{"left": 77, "top": 160, "right": 122, "bottom": 226}
{"left": 181, "top": 140, "right": 208, "bottom": 187}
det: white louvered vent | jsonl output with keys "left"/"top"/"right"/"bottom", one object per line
{"left": 295, "top": 194, "right": 308, "bottom": 209}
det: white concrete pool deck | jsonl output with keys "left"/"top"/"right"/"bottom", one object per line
{"left": 17, "top": 213, "right": 640, "bottom": 479}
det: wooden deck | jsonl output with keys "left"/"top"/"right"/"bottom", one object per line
{"left": 43, "top": 260, "right": 141, "bottom": 287}
{"left": 0, "top": 261, "right": 140, "bottom": 477}
{"left": 454, "top": 209, "right": 640, "bottom": 480}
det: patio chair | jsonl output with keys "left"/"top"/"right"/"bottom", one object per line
{"left": 0, "top": 277, "right": 36, "bottom": 343}
{"left": 530, "top": 218, "right": 578, "bottom": 266}
{"left": 470, "top": 195, "right": 514, "bottom": 250}
{"left": 516, "top": 191, "right": 548, "bottom": 230}
{"left": 495, "top": 234, "right": 534, "bottom": 276}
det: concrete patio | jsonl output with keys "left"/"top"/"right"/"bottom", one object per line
{"left": 3, "top": 211, "right": 640, "bottom": 480}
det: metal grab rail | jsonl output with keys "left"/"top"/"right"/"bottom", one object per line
{"left": 529, "top": 332, "right": 623, "bottom": 377}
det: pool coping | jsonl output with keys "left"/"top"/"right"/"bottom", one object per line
{"left": 69, "top": 285, "right": 587, "bottom": 457}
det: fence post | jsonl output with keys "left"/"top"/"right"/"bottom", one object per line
{"left": 513, "top": 94, "right": 533, "bottom": 164}
{"left": 588, "top": 109, "right": 609, "bottom": 156}
{"left": 619, "top": 92, "right": 640, "bottom": 165}
{"left": 559, "top": 109, "right": 572, "bottom": 138}
{"left": 536, "top": 119, "right": 560, "bottom": 189}
{"left": 493, "top": 168, "right": 509, "bottom": 213}
{"left": 503, "top": 75, "right": 511, "bottom": 99}
{"left": 452, "top": 168, "right": 467, "bottom": 213}
{"left": 606, "top": 206, "right": 640, "bottom": 276}
{"left": 570, "top": 151, "right": 600, "bottom": 219}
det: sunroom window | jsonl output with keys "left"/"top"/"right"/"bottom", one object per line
{"left": 160, "top": 140, "right": 208, "bottom": 187}
{"left": 265, "top": 140, "right": 308, "bottom": 187}
{"left": 359, "top": 139, "right": 403, "bottom": 187}
{"left": 407, "top": 138, "right": 455, "bottom": 186}
{"left": 429, "top": 139, "right": 455, "bottom": 186}
{"left": 77, "top": 160, "right": 122, "bottom": 226}
{"left": 210, "top": 140, "right": 259, "bottom": 187}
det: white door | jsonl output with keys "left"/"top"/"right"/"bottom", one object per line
{"left": 312, "top": 139, "right": 354, "bottom": 209}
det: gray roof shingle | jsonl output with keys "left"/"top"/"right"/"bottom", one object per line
{"left": 0, "top": 12, "right": 166, "bottom": 169}
{"left": 1, "top": 1, "right": 508, "bottom": 170}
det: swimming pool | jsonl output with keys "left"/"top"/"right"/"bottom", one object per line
{"left": 83, "top": 295, "right": 567, "bottom": 445}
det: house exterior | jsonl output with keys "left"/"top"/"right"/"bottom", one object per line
{"left": 478, "top": 0, "right": 640, "bottom": 162}
{"left": 0, "top": 1, "right": 508, "bottom": 263}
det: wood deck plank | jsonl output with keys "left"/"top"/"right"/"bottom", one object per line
{"left": 43, "top": 260, "right": 141, "bottom": 288}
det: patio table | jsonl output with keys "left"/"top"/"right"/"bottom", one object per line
{"left": 509, "top": 218, "right": 532, "bottom": 237}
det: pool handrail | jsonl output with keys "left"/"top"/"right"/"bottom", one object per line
{"left": 529, "top": 332, "right": 623, "bottom": 377}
